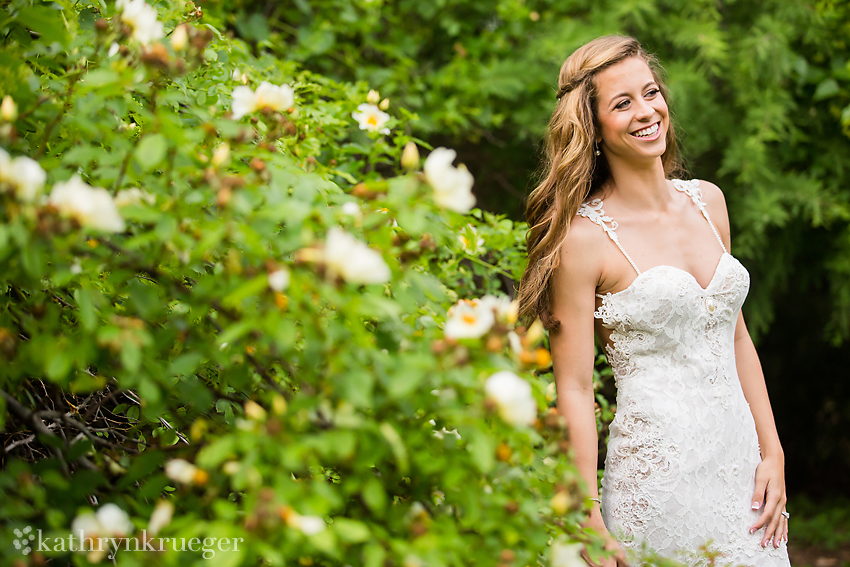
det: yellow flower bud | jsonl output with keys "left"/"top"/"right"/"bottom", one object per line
{"left": 379, "top": 97, "right": 390, "bottom": 110}
{"left": 367, "top": 89, "right": 380, "bottom": 104}
{"left": 401, "top": 141, "right": 420, "bottom": 170}
{"left": 244, "top": 400, "right": 267, "bottom": 420}
{"left": 1, "top": 95, "right": 17, "bottom": 121}
{"left": 171, "top": 24, "right": 188, "bottom": 51}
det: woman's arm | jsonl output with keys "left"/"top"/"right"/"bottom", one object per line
{"left": 700, "top": 180, "right": 789, "bottom": 549}
{"left": 734, "top": 312, "right": 788, "bottom": 548}
{"left": 549, "top": 220, "right": 627, "bottom": 567}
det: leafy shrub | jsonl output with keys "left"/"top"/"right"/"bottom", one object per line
{"left": 0, "top": 1, "right": 601, "bottom": 565}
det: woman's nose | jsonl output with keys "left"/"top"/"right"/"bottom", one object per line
{"left": 634, "top": 98, "right": 654, "bottom": 119}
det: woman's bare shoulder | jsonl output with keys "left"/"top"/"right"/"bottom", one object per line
{"left": 552, "top": 211, "right": 606, "bottom": 288}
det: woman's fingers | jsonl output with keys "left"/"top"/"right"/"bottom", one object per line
{"left": 758, "top": 491, "right": 786, "bottom": 547}
{"left": 751, "top": 485, "right": 780, "bottom": 534}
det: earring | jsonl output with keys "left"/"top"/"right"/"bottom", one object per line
{"left": 595, "top": 142, "right": 601, "bottom": 156}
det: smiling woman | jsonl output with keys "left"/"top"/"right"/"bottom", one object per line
{"left": 519, "top": 36, "right": 792, "bottom": 567}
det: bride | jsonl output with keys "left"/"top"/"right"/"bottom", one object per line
{"left": 518, "top": 36, "right": 791, "bottom": 567}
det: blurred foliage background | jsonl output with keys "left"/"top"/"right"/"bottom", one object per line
{"left": 1, "top": 0, "right": 849, "bottom": 565}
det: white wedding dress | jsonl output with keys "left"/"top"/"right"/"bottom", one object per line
{"left": 577, "top": 179, "right": 791, "bottom": 567}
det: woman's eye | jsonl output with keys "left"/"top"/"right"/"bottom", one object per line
{"left": 615, "top": 100, "right": 629, "bottom": 110}
{"left": 646, "top": 88, "right": 660, "bottom": 96}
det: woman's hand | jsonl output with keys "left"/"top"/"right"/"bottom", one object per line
{"left": 580, "top": 534, "right": 629, "bottom": 567}
{"left": 749, "top": 454, "right": 788, "bottom": 548}
{"left": 580, "top": 514, "right": 630, "bottom": 567}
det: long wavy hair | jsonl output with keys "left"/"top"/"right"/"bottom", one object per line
{"left": 518, "top": 35, "right": 684, "bottom": 331}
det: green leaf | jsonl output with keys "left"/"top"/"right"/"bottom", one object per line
{"left": 135, "top": 134, "right": 168, "bottom": 171}
{"left": 333, "top": 517, "right": 371, "bottom": 543}
{"left": 467, "top": 429, "right": 495, "bottom": 474}
{"left": 15, "top": 5, "right": 69, "bottom": 45}
{"left": 379, "top": 422, "right": 408, "bottom": 475}
{"left": 813, "top": 78, "right": 840, "bottom": 101}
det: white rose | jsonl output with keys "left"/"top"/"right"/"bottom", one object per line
{"left": 444, "top": 299, "right": 494, "bottom": 340}
{"left": 268, "top": 268, "right": 290, "bottom": 292}
{"left": 147, "top": 500, "right": 174, "bottom": 536}
{"left": 114, "top": 187, "right": 155, "bottom": 207}
{"left": 0, "top": 150, "right": 46, "bottom": 201}
{"left": 340, "top": 201, "right": 362, "bottom": 218}
{"left": 165, "top": 458, "right": 198, "bottom": 484}
{"left": 116, "top": 0, "right": 164, "bottom": 45}
{"left": 230, "top": 85, "right": 257, "bottom": 120}
{"left": 351, "top": 103, "right": 390, "bottom": 135}
{"left": 457, "top": 224, "right": 484, "bottom": 253}
{"left": 550, "top": 541, "right": 587, "bottom": 567}
{"left": 293, "top": 514, "right": 326, "bottom": 535}
{"left": 475, "top": 294, "right": 518, "bottom": 323}
{"left": 49, "top": 175, "right": 125, "bottom": 232}
{"left": 254, "top": 82, "right": 295, "bottom": 112}
{"left": 96, "top": 503, "right": 134, "bottom": 537}
{"left": 423, "top": 147, "right": 475, "bottom": 213}
{"left": 484, "top": 370, "right": 537, "bottom": 427}
{"left": 71, "top": 512, "right": 104, "bottom": 541}
{"left": 231, "top": 82, "right": 294, "bottom": 120}
{"left": 323, "top": 227, "right": 391, "bottom": 284}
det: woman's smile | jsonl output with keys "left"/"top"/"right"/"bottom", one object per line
{"left": 630, "top": 120, "right": 661, "bottom": 140}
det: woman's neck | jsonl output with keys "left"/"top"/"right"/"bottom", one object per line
{"left": 603, "top": 158, "right": 671, "bottom": 212}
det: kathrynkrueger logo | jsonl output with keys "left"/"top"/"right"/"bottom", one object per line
{"left": 13, "top": 526, "right": 35, "bottom": 555}
{"left": 10, "top": 525, "right": 244, "bottom": 560}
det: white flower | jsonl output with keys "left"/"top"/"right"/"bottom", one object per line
{"left": 423, "top": 147, "right": 475, "bottom": 213}
{"left": 457, "top": 224, "right": 484, "bottom": 253}
{"left": 293, "top": 515, "right": 326, "bottom": 535}
{"left": 231, "top": 82, "right": 294, "bottom": 120}
{"left": 507, "top": 331, "right": 522, "bottom": 354}
{"left": 114, "top": 187, "right": 155, "bottom": 207}
{"left": 147, "top": 500, "right": 174, "bottom": 536}
{"left": 211, "top": 142, "right": 230, "bottom": 167}
{"left": 0, "top": 149, "right": 46, "bottom": 201}
{"left": 96, "top": 503, "right": 134, "bottom": 537}
{"left": 323, "top": 227, "right": 391, "bottom": 284}
{"left": 444, "top": 299, "right": 494, "bottom": 340}
{"left": 116, "top": 0, "right": 164, "bottom": 45}
{"left": 108, "top": 42, "right": 120, "bottom": 57}
{"left": 351, "top": 103, "right": 390, "bottom": 135}
{"left": 268, "top": 268, "right": 290, "bottom": 292}
{"left": 550, "top": 541, "right": 587, "bottom": 567}
{"left": 484, "top": 371, "right": 537, "bottom": 427}
{"left": 71, "top": 513, "right": 105, "bottom": 542}
{"left": 340, "top": 201, "right": 362, "bottom": 218}
{"left": 72, "top": 504, "right": 133, "bottom": 541}
{"left": 49, "top": 175, "right": 125, "bottom": 232}
{"left": 165, "top": 459, "right": 201, "bottom": 484}
{"left": 475, "top": 294, "right": 518, "bottom": 323}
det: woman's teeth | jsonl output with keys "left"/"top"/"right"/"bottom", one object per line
{"left": 631, "top": 122, "right": 659, "bottom": 138}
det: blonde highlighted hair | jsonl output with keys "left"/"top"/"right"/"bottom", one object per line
{"left": 518, "top": 35, "right": 684, "bottom": 331}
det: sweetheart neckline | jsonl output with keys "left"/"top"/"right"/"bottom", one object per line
{"left": 596, "top": 252, "right": 734, "bottom": 301}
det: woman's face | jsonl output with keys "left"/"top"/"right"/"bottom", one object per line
{"left": 593, "top": 56, "right": 668, "bottom": 163}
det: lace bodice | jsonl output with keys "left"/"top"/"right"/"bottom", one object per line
{"left": 576, "top": 179, "right": 790, "bottom": 567}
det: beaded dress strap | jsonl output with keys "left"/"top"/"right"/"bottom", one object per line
{"left": 671, "top": 179, "right": 728, "bottom": 254}
{"left": 576, "top": 199, "right": 641, "bottom": 299}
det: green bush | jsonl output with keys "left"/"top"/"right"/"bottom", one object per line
{"left": 0, "top": 1, "right": 602, "bottom": 565}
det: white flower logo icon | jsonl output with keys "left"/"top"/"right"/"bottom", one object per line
{"left": 13, "top": 526, "right": 35, "bottom": 555}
